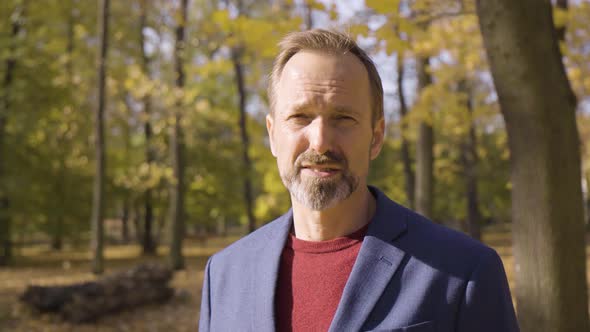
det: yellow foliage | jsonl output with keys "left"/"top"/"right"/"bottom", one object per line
{"left": 553, "top": 7, "right": 569, "bottom": 29}
{"left": 366, "top": 0, "right": 400, "bottom": 15}
{"left": 73, "top": 24, "right": 88, "bottom": 39}
{"left": 348, "top": 24, "right": 370, "bottom": 39}
{"left": 309, "top": 0, "right": 326, "bottom": 11}
{"left": 211, "top": 9, "right": 232, "bottom": 31}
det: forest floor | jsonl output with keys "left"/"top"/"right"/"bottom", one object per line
{"left": 0, "top": 225, "right": 588, "bottom": 332}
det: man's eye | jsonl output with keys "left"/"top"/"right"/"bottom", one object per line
{"left": 288, "top": 114, "right": 310, "bottom": 121}
{"left": 335, "top": 115, "right": 356, "bottom": 122}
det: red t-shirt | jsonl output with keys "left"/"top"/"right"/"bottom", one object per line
{"left": 275, "top": 224, "right": 369, "bottom": 332}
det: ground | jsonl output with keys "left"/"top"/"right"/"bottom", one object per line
{"left": 0, "top": 227, "right": 588, "bottom": 331}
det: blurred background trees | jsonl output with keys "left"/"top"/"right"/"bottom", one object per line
{"left": 0, "top": 0, "right": 589, "bottom": 330}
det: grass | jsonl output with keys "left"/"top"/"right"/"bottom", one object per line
{"left": 0, "top": 228, "right": 589, "bottom": 331}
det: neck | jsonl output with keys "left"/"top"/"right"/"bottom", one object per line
{"left": 291, "top": 185, "right": 376, "bottom": 241}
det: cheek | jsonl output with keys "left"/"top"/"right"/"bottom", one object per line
{"left": 344, "top": 139, "right": 373, "bottom": 169}
{"left": 277, "top": 131, "right": 307, "bottom": 159}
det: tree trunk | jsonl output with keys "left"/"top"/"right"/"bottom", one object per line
{"left": 476, "top": 0, "right": 590, "bottom": 331}
{"left": 458, "top": 80, "right": 481, "bottom": 240}
{"left": 0, "top": 3, "right": 24, "bottom": 266}
{"left": 121, "top": 93, "right": 133, "bottom": 245}
{"left": 139, "top": 0, "right": 156, "bottom": 255}
{"left": 169, "top": 0, "right": 188, "bottom": 271}
{"left": 66, "top": 0, "right": 75, "bottom": 81}
{"left": 303, "top": 0, "right": 313, "bottom": 29}
{"left": 51, "top": 214, "right": 64, "bottom": 250}
{"left": 121, "top": 199, "right": 129, "bottom": 243}
{"left": 414, "top": 57, "right": 434, "bottom": 218}
{"left": 231, "top": 49, "right": 256, "bottom": 233}
{"left": 132, "top": 202, "right": 143, "bottom": 244}
{"left": 90, "top": 0, "right": 110, "bottom": 275}
{"left": 52, "top": 2, "right": 76, "bottom": 252}
{"left": 397, "top": 54, "right": 414, "bottom": 209}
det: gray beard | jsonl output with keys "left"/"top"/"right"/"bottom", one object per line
{"left": 282, "top": 169, "right": 359, "bottom": 211}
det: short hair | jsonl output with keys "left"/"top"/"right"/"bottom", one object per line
{"left": 268, "top": 29, "right": 384, "bottom": 124}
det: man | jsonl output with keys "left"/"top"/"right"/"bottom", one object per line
{"left": 199, "top": 29, "right": 519, "bottom": 332}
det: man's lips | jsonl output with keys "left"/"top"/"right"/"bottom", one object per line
{"left": 301, "top": 164, "right": 342, "bottom": 171}
{"left": 300, "top": 164, "right": 342, "bottom": 177}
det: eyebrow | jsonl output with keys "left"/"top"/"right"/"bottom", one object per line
{"left": 289, "top": 102, "right": 360, "bottom": 116}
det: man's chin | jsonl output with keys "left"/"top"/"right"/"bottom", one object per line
{"left": 289, "top": 182, "right": 354, "bottom": 210}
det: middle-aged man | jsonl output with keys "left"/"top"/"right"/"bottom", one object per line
{"left": 199, "top": 29, "right": 519, "bottom": 332}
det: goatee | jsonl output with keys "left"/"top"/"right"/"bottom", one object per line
{"left": 280, "top": 150, "right": 359, "bottom": 210}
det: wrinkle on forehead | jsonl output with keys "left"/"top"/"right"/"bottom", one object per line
{"left": 292, "top": 80, "right": 353, "bottom": 94}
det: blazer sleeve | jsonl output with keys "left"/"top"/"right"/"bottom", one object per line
{"left": 456, "top": 248, "right": 520, "bottom": 332}
{"left": 199, "top": 257, "right": 213, "bottom": 332}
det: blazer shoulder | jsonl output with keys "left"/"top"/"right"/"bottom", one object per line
{"left": 399, "top": 206, "right": 500, "bottom": 277}
{"left": 211, "top": 210, "right": 291, "bottom": 261}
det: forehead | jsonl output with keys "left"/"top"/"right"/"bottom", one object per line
{"left": 276, "top": 50, "right": 371, "bottom": 113}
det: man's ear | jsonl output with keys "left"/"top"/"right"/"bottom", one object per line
{"left": 370, "top": 117, "right": 385, "bottom": 160}
{"left": 266, "top": 113, "right": 277, "bottom": 157}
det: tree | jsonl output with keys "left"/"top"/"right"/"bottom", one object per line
{"left": 91, "top": 0, "right": 110, "bottom": 275}
{"left": 414, "top": 56, "right": 434, "bottom": 218}
{"left": 50, "top": 0, "right": 78, "bottom": 251}
{"left": 396, "top": 54, "right": 415, "bottom": 209}
{"left": 476, "top": 0, "right": 590, "bottom": 331}
{"left": 227, "top": 2, "right": 258, "bottom": 232}
{"left": 169, "top": 0, "right": 188, "bottom": 270}
{"left": 458, "top": 80, "right": 481, "bottom": 240}
{"left": 0, "top": 2, "right": 23, "bottom": 266}
{"left": 139, "top": 0, "right": 156, "bottom": 255}
{"left": 303, "top": 0, "right": 313, "bottom": 30}
{"left": 231, "top": 47, "right": 256, "bottom": 233}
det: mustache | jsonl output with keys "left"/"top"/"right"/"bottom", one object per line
{"left": 295, "top": 150, "right": 346, "bottom": 169}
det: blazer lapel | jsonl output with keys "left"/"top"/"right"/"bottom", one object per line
{"left": 252, "top": 210, "right": 293, "bottom": 332}
{"left": 328, "top": 189, "right": 409, "bottom": 332}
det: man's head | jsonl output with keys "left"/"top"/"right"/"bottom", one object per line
{"left": 266, "top": 29, "right": 385, "bottom": 211}
{"left": 268, "top": 29, "right": 384, "bottom": 125}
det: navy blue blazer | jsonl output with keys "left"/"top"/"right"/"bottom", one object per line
{"left": 199, "top": 187, "right": 519, "bottom": 331}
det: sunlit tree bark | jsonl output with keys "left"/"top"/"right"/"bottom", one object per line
{"left": 476, "top": 0, "right": 590, "bottom": 330}
{"left": 91, "top": 0, "right": 110, "bottom": 275}
{"left": 169, "top": 0, "right": 188, "bottom": 270}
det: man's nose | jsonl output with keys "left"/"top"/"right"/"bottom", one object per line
{"left": 307, "top": 118, "right": 333, "bottom": 155}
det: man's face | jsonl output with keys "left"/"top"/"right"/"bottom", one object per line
{"left": 266, "top": 50, "right": 384, "bottom": 210}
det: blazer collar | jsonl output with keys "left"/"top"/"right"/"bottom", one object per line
{"left": 328, "top": 186, "right": 409, "bottom": 332}
{"left": 253, "top": 209, "right": 293, "bottom": 332}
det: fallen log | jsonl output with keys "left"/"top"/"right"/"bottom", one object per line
{"left": 20, "top": 262, "right": 174, "bottom": 322}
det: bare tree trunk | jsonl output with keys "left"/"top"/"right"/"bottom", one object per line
{"left": 476, "top": 0, "right": 590, "bottom": 331}
{"left": 303, "top": 0, "right": 313, "bottom": 29}
{"left": 458, "top": 80, "right": 481, "bottom": 240}
{"left": 52, "top": 164, "right": 65, "bottom": 250}
{"left": 132, "top": 201, "right": 143, "bottom": 243}
{"left": 414, "top": 57, "right": 434, "bottom": 218}
{"left": 121, "top": 199, "right": 129, "bottom": 243}
{"left": 91, "top": 0, "right": 110, "bottom": 275}
{"left": 0, "top": 3, "right": 23, "bottom": 266}
{"left": 231, "top": 49, "right": 256, "bottom": 233}
{"left": 121, "top": 93, "right": 134, "bottom": 245}
{"left": 52, "top": 0, "right": 77, "bottom": 252}
{"left": 397, "top": 54, "right": 414, "bottom": 209}
{"left": 139, "top": 0, "right": 156, "bottom": 255}
{"left": 169, "top": 0, "right": 188, "bottom": 270}
{"left": 66, "top": 0, "right": 75, "bottom": 81}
